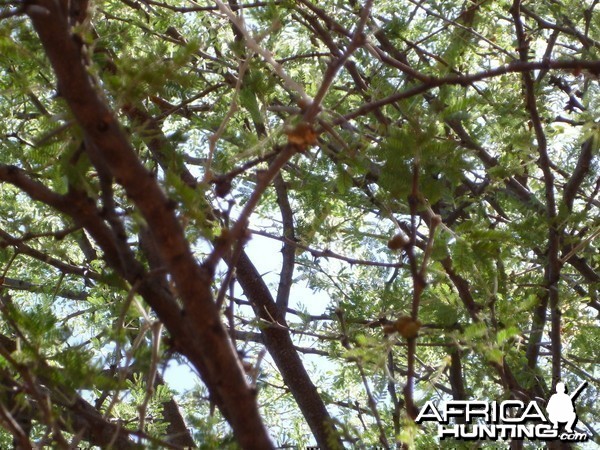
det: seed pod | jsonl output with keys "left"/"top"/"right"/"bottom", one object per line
{"left": 387, "top": 233, "right": 409, "bottom": 250}
{"left": 386, "top": 316, "right": 422, "bottom": 339}
{"left": 285, "top": 122, "right": 318, "bottom": 149}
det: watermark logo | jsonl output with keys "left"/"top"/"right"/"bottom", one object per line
{"left": 546, "top": 381, "right": 582, "bottom": 434}
{"left": 415, "top": 381, "right": 590, "bottom": 442}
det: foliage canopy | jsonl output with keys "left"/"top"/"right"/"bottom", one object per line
{"left": 0, "top": 0, "right": 598, "bottom": 448}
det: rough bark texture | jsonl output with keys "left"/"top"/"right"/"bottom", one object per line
{"left": 234, "top": 251, "right": 343, "bottom": 450}
{"left": 25, "top": 1, "right": 272, "bottom": 448}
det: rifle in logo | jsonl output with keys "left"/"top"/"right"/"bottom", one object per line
{"left": 546, "top": 381, "right": 588, "bottom": 433}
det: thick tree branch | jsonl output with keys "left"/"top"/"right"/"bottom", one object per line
{"left": 273, "top": 175, "right": 296, "bottom": 313}
{"left": 335, "top": 59, "right": 600, "bottom": 125}
{"left": 233, "top": 251, "right": 343, "bottom": 450}
{"left": 511, "top": 0, "right": 562, "bottom": 386}
{"left": 563, "top": 138, "right": 596, "bottom": 211}
{"left": 24, "top": 4, "right": 272, "bottom": 447}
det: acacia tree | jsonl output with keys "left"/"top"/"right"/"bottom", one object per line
{"left": 0, "top": 0, "right": 598, "bottom": 448}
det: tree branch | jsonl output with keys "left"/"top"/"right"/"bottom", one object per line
{"left": 24, "top": 4, "right": 272, "bottom": 447}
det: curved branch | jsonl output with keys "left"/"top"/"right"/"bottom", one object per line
{"left": 273, "top": 175, "right": 296, "bottom": 313}
{"left": 233, "top": 250, "right": 344, "bottom": 450}
{"left": 24, "top": 3, "right": 272, "bottom": 447}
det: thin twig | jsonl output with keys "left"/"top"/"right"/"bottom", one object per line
{"left": 214, "top": 0, "right": 312, "bottom": 105}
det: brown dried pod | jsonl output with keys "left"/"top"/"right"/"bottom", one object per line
{"left": 387, "top": 233, "right": 409, "bottom": 250}
{"left": 285, "top": 122, "right": 318, "bottom": 149}
{"left": 392, "top": 316, "right": 421, "bottom": 339}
